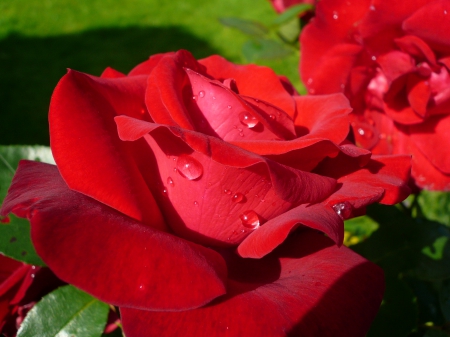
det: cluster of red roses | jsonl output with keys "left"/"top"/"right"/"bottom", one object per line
{"left": 1, "top": 0, "right": 447, "bottom": 336}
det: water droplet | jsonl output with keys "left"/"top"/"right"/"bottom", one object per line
{"left": 192, "top": 95, "right": 197, "bottom": 100}
{"left": 269, "top": 114, "right": 276, "bottom": 120}
{"left": 139, "top": 285, "right": 144, "bottom": 290}
{"left": 162, "top": 187, "right": 168, "bottom": 194}
{"left": 309, "top": 88, "right": 316, "bottom": 94}
{"left": 239, "top": 132, "right": 244, "bottom": 137}
{"left": 332, "top": 11, "right": 339, "bottom": 19}
{"left": 227, "top": 105, "right": 232, "bottom": 109}
{"left": 232, "top": 192, "right": 245, "bottom": 203}
{"left": 371, "top": 55, "right": 377, "bottom": 61}
{"left": 445, "top": 9, "right": 448, "bottom": 14}
{"left": 167, "top": 177, "right": 174, "bottom": 186}
{"left": 240, "top": 229, "right": 246, "bottom": 233}
{"left": 212, "top": 96, "right": 216, "bottom": 100}
{"left": 31, "top": 273, "right": 35, "bottom": 279}
{"left": 369, "top": 5, "right": 376, "bottom": 10}
{"left": 307, "top": 78, "right": 313, "bottom": 85}
{"left": 239, "top": 111, "right": 260, "bottom": 128}
{"left": 340, "top": 83, "right": 345, "bottom": 89}
{"left": 176, "top": 155, "right": 203, "bottom": 180}
{"left": 357, "top": 127, "right": 374, "bottom": 139}
{"left": 332, "top": 201, "right": 353, "bottom": 219}
{"left": 194, "top": 201, "right": 198, "bottom": 206}
{"left": 239, "top": 210, "right": 260, "bottom": 229}
{"left": 199, "top": 90, "right": 205, "bottom": 98}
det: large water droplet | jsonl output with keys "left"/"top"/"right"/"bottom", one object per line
{"left": 176, "top": 155, "right": 203, "bottom": 180}
{"left": 239, "top": 210, "right": 260, "bottom": 229}
{"left": 167, "top": 177, "right": 174, "bottom": 186}
{"left": 239, "top": 111, "right": 260, "bottom": 128}
{"left": 232, "top": 192, "right": 245, "bottom": 203}
{"left": 332, "top": 201, "right": 353, "bottom": 220}
{"left": 199, "top": 90, "right": 205, "bottom": 98}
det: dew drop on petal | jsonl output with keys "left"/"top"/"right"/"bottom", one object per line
{"left": 371, "top": 55, "right": 377, "bottom": 61}
{"left": 369, "top": 5, "right": 376, "bottom": 10}
{"left": 332, "top": 201, "right": 353, "bottom": 220}
{"left": 194, "top": 201, "right": 198, "bottom": 206}
{"left": 239, "top": 111, "right": 259, "bottom": 128}
{"left": 269, "top": 114, "right": 276, "bottom": 120}
{"left": 167, "top": 177, "right": 174, "bottom": 186}
{"left": 227, "top": 105, "right": 232, "bottom": 109}
{"left": 232, "top": 192, "right": 245, "bottom": 203}
{"left": 239, "top": 210, "right": 260, "bottom": 229}
{"left": 445, "top": 9, "right": 448, "bottom": 14}
{"left": 162, "top": 187, "right": 168, "bottom": 194}
{"left": 332, "top": 11, "right": 338, "bottom": 19}
{"left": 192, "top": 95, "right": 197, "bottom": 100}
{"left": 176, "top": 155, "right": 203, "bottom": 180}
{"left": 199, "top": 90, "right": 205, "bottom": 98}
{"left": 212, "top": 96, "right": 216, "bottom": 100}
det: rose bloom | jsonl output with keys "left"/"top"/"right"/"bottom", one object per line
{"left": 0, "top": 255, "right": 63, "bottom": 336}
{"left": 300, "top": 0, "right": 450, "bottom": 190}
{"left": 269, "top": 0, "right": 315, "bottom": 13}
{"left": 1, "top": 50, "right": 410, "bottom": 336}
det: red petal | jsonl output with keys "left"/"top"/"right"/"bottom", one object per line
{"left": 115, "top": 116, "right": 337, "bottom": 246}
{"left": 101, "top": 67, "right": 126, "bottom": 79}
{"left": 237, "top": 203, "right": 344, "bottom": 258}
{"left": 395, "top": 35, "right": 437, "bottom": 66}
{"left": 0, "top": 161, "right": 227, "bottom": 310}
{"left": 406, "top": 75, "right": 431, "bottom": 117}
{"left": 377, "top": 51, "right": 415, "bottom": 82}
{"left": 294, "top": 93, "right": 352, "bottom": 143}
{"left": 403, "top": 0, "right": 450, "bottom": 54}
{"left": 410, "top": 114, "right": 450, "bottom": 174}
{"left": 199, "top": 55, "right": 296, "bottom": 118}
{"left": 121, "top": 230, "right": 384, "bottom": 337}
{"left": 49, "top": 70, "right": 165, "bottom": 230}
{"left": 128, "top": 52, "right": 173, "bottom": 76}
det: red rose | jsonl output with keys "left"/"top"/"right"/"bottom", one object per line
{"left": 0, "top": 255, "right": 63, "bottom": 337}
{"left": 269, "top": 0, "right": 315, "bottom": 13}
{"left": 1, "top": 50, "right": 410, "bottom": 336}
{"left": 301, "top": 0, "right": 450, "bottom": 190}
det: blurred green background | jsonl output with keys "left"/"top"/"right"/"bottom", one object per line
{"left": 0, "top": 0, "right": 299, "bottom": 145}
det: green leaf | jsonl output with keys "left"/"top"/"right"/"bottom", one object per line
{"left": 17, "top": 285, "right": 109, "bottom": 337}
{"left": 368, "top": 277, "right": 418, "bottom": 337}
{"left": 0, "top": 214, "right": 45, "bottom": 266}
{"left": 218, "top": 17, "right": 268, "bottom": 38}
{"left": 242, "top": 38, "right": 293, "bottom": 62}
{"left": 0, "top": 145, "right": 54, "bottom": 202}
{"left": 272, "top": 4, "right": 314, "bottom": 25}
{"left": 344, "top": 215, "right": 379, "bottom": 245}
{"left": 418, "top": 191, "right": 450, "bottom": 227}
{"left": 277, "top": 17, "right": 300, "bottom": 43}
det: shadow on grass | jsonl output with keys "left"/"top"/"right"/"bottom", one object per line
{"left": 0, "top": 26, "right": 220, "bottom": 145}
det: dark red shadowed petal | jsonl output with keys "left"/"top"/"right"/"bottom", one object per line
{"left": 49, "top": 70, "right": 165, "bottom": 230}
{"left": 0, "top": 161, "right": 227, "bottom": 311}
{"left": 199, "top": 55, "right": 296, "bottom": 118}
{"left": 101, "top": 67, "right": 126, "bottom": 79}
{"left": 410, "top": 114, "right": 450, "bottom": 175}
{"left": 121, "top": 230, "right": 384, "bottom": 337}
{"left": 403, "top": 0, "right": 450, "bottom": 54}
{"left": 115, "top": 116, "right": 337, "bottom": 246}
{"left": 128, "top": 52, "right": 173, "bottom": 76}
{"left": 237, "top": 203, "right": 344, "bottom": 258}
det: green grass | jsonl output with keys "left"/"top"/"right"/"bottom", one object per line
{"left": 0, "top": 0, "right": 301, "bottom": 145}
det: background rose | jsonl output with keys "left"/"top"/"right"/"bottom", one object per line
{"left": 300, "top": 0, "right": 450, "bottom": 190}
{"left": 1, "top": 50, "right": 410, "bottom": 336}
{"left": 0, "top": 255, "right": 63, "bottom": 337}
{"left": 269, "top": 0, "right": 315, "bottom": 13}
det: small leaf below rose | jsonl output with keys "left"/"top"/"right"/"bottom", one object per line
{"left": 17, "top": 285, "right": 110, "bottom": 337}
{"left": 0, "top": 214, "right": 45, "bottom": 266}
{"left": 242, "top": 38, "right": 293, "bottom": 62}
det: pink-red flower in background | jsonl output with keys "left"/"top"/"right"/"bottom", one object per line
{"left": 1, "top": 50, "right": 410, "bottom": 336}
{"left": 301, "top": 0, "right": 450, "bottom": 190}
{"left": 269, "top": 0, "right": 315, "bottom": 13}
